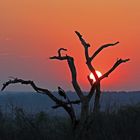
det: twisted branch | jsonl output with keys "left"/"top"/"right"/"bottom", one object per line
{"left": 58, "top": 48, "right": 67, "bottom": 57}
{"left": 50, "top": 48, "right": 83, "bottom": 99}
{"left": 1, "top": 78, "right": 78, "bottom": 123}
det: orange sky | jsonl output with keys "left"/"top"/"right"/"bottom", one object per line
{"left": 0, "top": 0, "right": 140, "bottom": 91}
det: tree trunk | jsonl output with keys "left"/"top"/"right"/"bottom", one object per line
{"left": 80, "top": 98, "right": 89, "bottom": 123}
{"left": 93, "top": 83, "right": 101, "bottom": 112}
{"left": 74, "top": 98, "right": 89, "bottom": 139}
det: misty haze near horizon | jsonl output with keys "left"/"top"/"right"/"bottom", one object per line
{"left": 0, "top": 91, "right": 140, "bottom": 116}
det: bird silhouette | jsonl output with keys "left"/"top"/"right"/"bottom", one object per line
{"left": 58, "top": 86, "right": 67, "bottom": 99}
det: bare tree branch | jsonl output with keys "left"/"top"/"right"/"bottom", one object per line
{"left": 99, "top": 58, "right": 130, "bottom": 81}
{"left": 75, "top": 31, "right": 90, "bottom": 48}
{"left": 87, "top": 58, "right": 130, "bottom": 99}
{"left": 87, "top": 83, "right": 96, "bottom": 99}
{"left": 50, "top": 48, "right": 84, "bottom": 99}
{"left": 50, "top": 56, "right": 67, "bottom": 60}
{"left": 90, "top": 41, "right": 119, "bottom": 61}
{"left": 87, "top": 75, "right": 93, "bottom": 86}
{"left": 1, "top": 78, "right": 63, "bottom": 103}
{"left": 75, "top": 31, "right": 130, "bottom": 113}
{"left": 75, "top": 31, "right": 100, "bottom": 108}
{"left": 1, "top": 78, "right": 39, "bottom": 92}
{"left": 58, "top": 48, "right": 67, "bottom": 57}
{"left": 75, "top": 31, "right": 90, "bottom": 63}
{"left": 1, "top": 78, "right": 77, "bottom": 123}
{"left": 50, "top": 48, "right": 68, "bottom": 60}
{"left": 52, "top": 100, "right": 81, "bottom": 109}
{"left": 75, "top": 31, "right": 99, "bottom": 81}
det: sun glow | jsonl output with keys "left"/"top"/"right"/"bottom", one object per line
{"left": 89, "top": 71, "right": 102, "bottom": 82}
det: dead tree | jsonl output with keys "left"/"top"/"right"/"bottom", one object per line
{"left": 1, "top": 31, "right": 130, "bottom": 125}
{"left": 50, "top": 32, "right": 129, "bottom": 122}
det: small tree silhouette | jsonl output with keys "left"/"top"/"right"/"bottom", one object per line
{"left": 1, "top": 31, "right": 130, "bottom": 126}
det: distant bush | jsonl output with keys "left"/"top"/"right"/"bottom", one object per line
{"left": 0, "top": 106, "right": 74, "bottom": 140}
{"left": 0, "top": 104, "right": 140, "bottom": 140}
{"left": 80, "top": 103, "right": 140, "bottom": 140}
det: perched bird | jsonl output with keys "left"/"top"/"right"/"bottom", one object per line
{"left": 58, "top": 86, "right": 67, "bottom": 99}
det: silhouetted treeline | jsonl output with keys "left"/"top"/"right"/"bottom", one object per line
{"left": 0, "top": 103, "right": 140, "bottom": 140}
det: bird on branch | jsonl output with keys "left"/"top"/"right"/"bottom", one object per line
{"left": 58, "top": 86, "right": 67, "bottom": 99}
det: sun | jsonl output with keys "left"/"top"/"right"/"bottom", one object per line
{"left": 89, "top": 70, "right": 102, "bottom": 82}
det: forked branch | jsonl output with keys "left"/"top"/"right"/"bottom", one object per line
{"left": 75, "top": 31, "right": 99, "bottom": 81}
{"left": 87, "top": 58, "right": 130, "bottom": 100}
{"left": 1, "top": 78, "right": 79, "bottom": 123}
{"left": 50, "top": 48, "right": 83, "bottom": 99}
{"left": 75, "top": 31, "right": 130, "bottom": 104}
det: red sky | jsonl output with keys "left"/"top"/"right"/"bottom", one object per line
{"left": 0, "top": 0, "right": 140, "bottom": 91}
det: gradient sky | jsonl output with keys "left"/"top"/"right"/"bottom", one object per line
{"left": 0, "top": 0, "right": 140, "bottom": 91}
